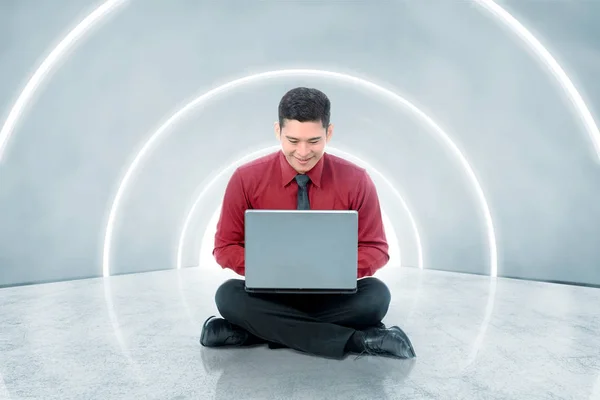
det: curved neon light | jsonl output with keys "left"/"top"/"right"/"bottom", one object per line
{"left": 474, "top": 0, "right": 600, "bottom": 160}
{"left": 101, "top": 69, "right": 498, "bottom": 278}
{"left": 0, "top": 0, "right": 127, "bottom": 160}
{"left": 175, "top": 145, "right": 417, "bottom": 270}
{"left": 0, "top": 372, "right": 9, "bottom": 400}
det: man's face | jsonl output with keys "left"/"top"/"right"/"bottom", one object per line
{"left": 274, "top": 119, "right": 333, "bottom": 174}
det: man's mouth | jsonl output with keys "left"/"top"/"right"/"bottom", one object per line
{"left": 295, "top": 157, "right": 311, "bottom": 164}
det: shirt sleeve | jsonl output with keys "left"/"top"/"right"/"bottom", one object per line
{"left": 354, "top": 169, "right": 390, "bottom": 278}
{"left": 212, "top": 168, "right": 248, "bottom": 276}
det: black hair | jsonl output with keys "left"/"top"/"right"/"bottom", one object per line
{"left": 278, "top": 87, "right": 331, "bottom": 128}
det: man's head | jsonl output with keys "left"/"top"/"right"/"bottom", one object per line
{"left": 274, "top": 87, "right": 333, "bottom": 174}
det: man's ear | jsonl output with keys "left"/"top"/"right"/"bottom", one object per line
{"left": 274, "top": 121, "right": 281, "bottom": 140}
{"left": 326, "top": 123, "right": 334, "bottom": 143}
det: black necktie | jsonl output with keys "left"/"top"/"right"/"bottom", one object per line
{"left": 295, "top": 174, "right": 311, "bottom": 210}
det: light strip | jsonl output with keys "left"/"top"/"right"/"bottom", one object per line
{"left": 473, "top": 0, "right": 600, "bottom": 161}
{"left": 0, "top": 0, "right": 128, "bottom": 161}
{"left": 101, "top": 69, "right": 498, "bottom": 277}
{"left": 177, "top": 145, "right": 417, "bottom": 270}
{"left": 0, "top": 372, "right": 9, "bottom": 400}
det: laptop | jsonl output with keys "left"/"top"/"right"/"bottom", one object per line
{"left": 244, "top": 209, "right": 358, "bottom": 294}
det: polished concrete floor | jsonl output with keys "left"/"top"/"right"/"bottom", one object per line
{"left": 0, "top": 266, "right": 599, "bottom": 400}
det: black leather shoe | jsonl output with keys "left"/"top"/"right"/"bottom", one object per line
{"left": 199, "top": 315, "right": 249, "bottom": 347}
{"left": 364, "top": 322, "right": 386, "bottom": 332}
{"left": 360, "top": 326, "right": 416, "bottom": 359}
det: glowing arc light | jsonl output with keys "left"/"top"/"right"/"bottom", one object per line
{"left": 101, "top": 68, "right": 498, "bottom": 278}
{"left": 0, "top": 0, "right": 128, "bottom": 160}
{"left": 175, "top": 145, "right": 420, "bottom": 270}
{"left": 473, "top": 0, "right": 600, "bottom": 160}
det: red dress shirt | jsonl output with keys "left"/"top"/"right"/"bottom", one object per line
{"left": 213, "top": 150, "right": 390, "bottom": 279}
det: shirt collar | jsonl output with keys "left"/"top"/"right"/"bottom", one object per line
{"left": 279, "top": 151, "right": 324, "bottom": 188}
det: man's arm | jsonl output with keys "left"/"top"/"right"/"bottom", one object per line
{"left": 213, "top": 168, "right": 249, "bottom": 276}
{"left": 354, "top": 169, "right": 390, "bottom": 278}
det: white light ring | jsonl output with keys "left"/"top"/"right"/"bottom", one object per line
{"left": 0, "top": 372, "right": 9, "bottom": 400}
{"left": 184, "top": 147, "right": 412, "bottom": 270}
{"left": 102, "top": 279, "right": 146, "bottom": 382}
{"left": 0, "top": 0, "right": 128, "bottom": 160}
{"left": 473, "top": 0, "right": 600, "bottom": 160}
{"left": 101, "top": 69, "right": 497, "bottom": 278}
{"left": 591, "top": 374, "right": 600, "bottom": 400}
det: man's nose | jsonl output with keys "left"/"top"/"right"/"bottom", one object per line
{"left": 296, "top": 142, "right": 309, "bottom": 155}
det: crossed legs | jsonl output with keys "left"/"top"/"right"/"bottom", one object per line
{"left": 213, "top": 277, "right": 391, "bottom": 359}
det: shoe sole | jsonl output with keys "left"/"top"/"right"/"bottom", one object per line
{"left": 388, "top": 326, "right": 416, "bottom": 358}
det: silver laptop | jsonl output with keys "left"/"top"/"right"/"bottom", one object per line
{"left": 244, "top": 209, "right": 358, "bottom": 294}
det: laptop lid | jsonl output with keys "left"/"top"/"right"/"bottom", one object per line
{"left": 244, "top": 210, "right": 358, "bottom": 294}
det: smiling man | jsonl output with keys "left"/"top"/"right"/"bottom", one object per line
{"left": 278, "top": 118, "right": 326, "bottom": 173}
{"left": 199, "top": 87, "right": 416, "bottom": 360}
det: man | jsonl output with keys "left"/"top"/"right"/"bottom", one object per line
{"left": 199, "top": 87, "right": 416, "bottom": 360}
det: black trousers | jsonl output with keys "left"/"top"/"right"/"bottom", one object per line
{"left": 214, "top": 277, "right": 391, "bottom": 359}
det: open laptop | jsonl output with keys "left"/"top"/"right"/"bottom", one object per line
{"left": 244, "top": 209, "right": 358, "bottom": 294}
